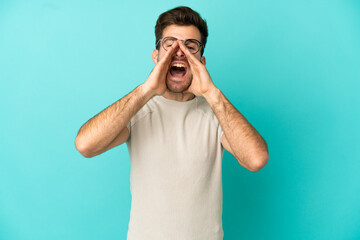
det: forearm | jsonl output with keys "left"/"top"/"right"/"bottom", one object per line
{"left": 75, "top": 84, "right": 154, "bottom": 154}
{"left": 204, "top": 87, "right": 269, "bottom": 168}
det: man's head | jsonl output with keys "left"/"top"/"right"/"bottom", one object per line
{"left": 155, "top": 6, "right": 208, "bottom": 56}
{"left": 152, "top": 6, "right": 208, "bottom": 93}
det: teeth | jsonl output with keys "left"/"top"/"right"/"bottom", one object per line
{"left": 172, "top": 63, "right": 185, "bottom": 68}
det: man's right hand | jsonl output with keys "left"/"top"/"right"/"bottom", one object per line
{"left": 142, "top": 41, "right": 179, "bottom": 96}
{"left": 75, "top": 42, "right": 181, "bottom": 158}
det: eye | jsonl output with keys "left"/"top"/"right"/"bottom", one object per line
{"left": 163, "top": 38, "right": 176, "bottom": 49}
{"left": 185, "top": 41, "right": 198, "bottom": 51}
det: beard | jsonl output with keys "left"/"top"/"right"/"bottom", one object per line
{"left": 165, "top": 72, "right": 193, "bottom": 93}
{"left": 157, "top": 54, "right": 194, "bottom": 93}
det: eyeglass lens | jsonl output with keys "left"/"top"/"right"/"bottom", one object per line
{"left": 163, "top": 38, "right": 200, "bottom": 54}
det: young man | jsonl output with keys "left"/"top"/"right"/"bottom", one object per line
{"left": 75, "top": 6, "right": 268, "bottom": 240}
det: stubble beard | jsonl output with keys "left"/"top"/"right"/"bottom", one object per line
{"left": 157, "top": 54, "right": 193, "bottom": 93}
{"left": 166, "top": 73, "right": 193, "bottom": 93}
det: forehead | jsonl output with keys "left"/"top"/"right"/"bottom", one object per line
{"left": 162, "top": 24, "right": 201, "bottom": 41}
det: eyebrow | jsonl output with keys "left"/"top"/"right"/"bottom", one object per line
{"left": 164, "top": 36, "right": 201, "bottom": 42}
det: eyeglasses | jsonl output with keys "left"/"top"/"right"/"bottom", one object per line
{"left": 156, "top": 37, "right": 202, "bottom": 54}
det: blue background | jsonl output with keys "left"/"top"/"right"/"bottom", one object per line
{"left": 1, "top": 0, "right": 359, "bottom": 239}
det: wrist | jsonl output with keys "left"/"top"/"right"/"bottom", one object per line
{"left": 203, "top": 86, "right": 221, "bottom": 106}
{"left": 139, "top": 83, "right": 157, "bottom": 100}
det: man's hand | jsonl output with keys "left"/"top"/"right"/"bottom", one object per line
{"left": 178, "top": 41, "right": 217, "bottom": 97}
{"left": 142, "top": 41, "right": 179, "bottom": 96}
{"left": 179, "top": 40, "right": 269, "bottom": 171}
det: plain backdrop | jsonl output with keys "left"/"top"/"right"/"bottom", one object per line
{"left": 1, "top": 0, "right": 359, "bottom": 239}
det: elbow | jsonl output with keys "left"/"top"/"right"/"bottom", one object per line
{"left": 248, "top": 153, "right": 269, "bottom": 172}
{"left": 75, "top": 137, "right": 93, "bottom": 158}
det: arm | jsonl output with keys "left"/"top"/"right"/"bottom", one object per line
{"left": 75, "top": 41, "right": 181, "bottom": 158}
{"left": 75, "top": 85, "right": 153, "bottom": 158}
{"left": 205, "top": 88, "right": 269, "bottom": 172}
{"left": 178, "top": 41, "right": 269, "bottom": 172}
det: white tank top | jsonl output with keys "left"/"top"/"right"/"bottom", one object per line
{"left": 126, "top": 95, "right": 224, "bottom": 240}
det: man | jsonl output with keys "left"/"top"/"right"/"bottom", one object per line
{"left": 75, "top": 6, "right": 268, "bottom": 240}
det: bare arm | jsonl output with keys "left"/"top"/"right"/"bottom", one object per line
{"left": 178, "top": 41, "right": 269, "bottom": 172}
{"left": 74, "top": 41, "right": 180, "bottom": 158}
{"left": 75, "top": 85, "right": 153, "bottom": 158}
{"left": 205, "top": 88, "right": 269, "bottom": 172}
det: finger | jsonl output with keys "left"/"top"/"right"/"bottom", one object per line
{"left": 178, "top": 41, "right": 201, "bottom": 66}
{"left": 159, "top": 41, "right": 179, "bottom": 65}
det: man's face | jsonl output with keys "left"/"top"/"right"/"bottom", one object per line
{"left": 152, "top": 25, "right": 206, "bottom": 93}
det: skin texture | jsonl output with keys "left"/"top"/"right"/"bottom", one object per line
{"left": 75, "top": 24, "right": 269, "bottom": 172}
{"left": 151, "top": 25, "right": 205, "bottom": 101}
{"left": 177, "top": 41, "right": 269, "bottom": 171}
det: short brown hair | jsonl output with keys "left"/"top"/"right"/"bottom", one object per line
{"left": 155, "top": 6, "right": 208, "bottom": 56}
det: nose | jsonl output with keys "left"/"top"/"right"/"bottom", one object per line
{"left": 175, "top": 41, "right": 185, "bottom": 57}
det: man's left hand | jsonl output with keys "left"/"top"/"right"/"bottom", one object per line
{"left": 178, "top": 41, "right": 217, "bottom": 97}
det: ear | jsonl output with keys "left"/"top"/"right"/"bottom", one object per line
{"left": 201, "top": 56, "right": 206, "bottom": 66}
{"left": 152, "top": 49, "right": 159, "bottom": 64}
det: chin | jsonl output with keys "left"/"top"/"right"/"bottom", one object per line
{"left": 166, "top": 75, "right": 192, "bottom": 93}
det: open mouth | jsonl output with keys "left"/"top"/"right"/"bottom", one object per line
{"left": 169, "top": 63, "right": 187, "bottom": 78}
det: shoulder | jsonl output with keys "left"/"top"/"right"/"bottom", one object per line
{"left": 128, "top": 97, "right": 156, "bottom": 127}
{"left": 195, "top": 96, "right": 219, "bottom": 124}
{"left": 196, "top": 96, "right": 215, "bottom": 115}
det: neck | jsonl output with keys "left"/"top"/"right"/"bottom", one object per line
{"left": 162, "top": 91, "right": 196, "bottom": 102}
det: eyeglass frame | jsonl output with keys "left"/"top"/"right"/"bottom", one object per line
{"left": 156, "top": 36, "right": 203, "bottom": 54}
